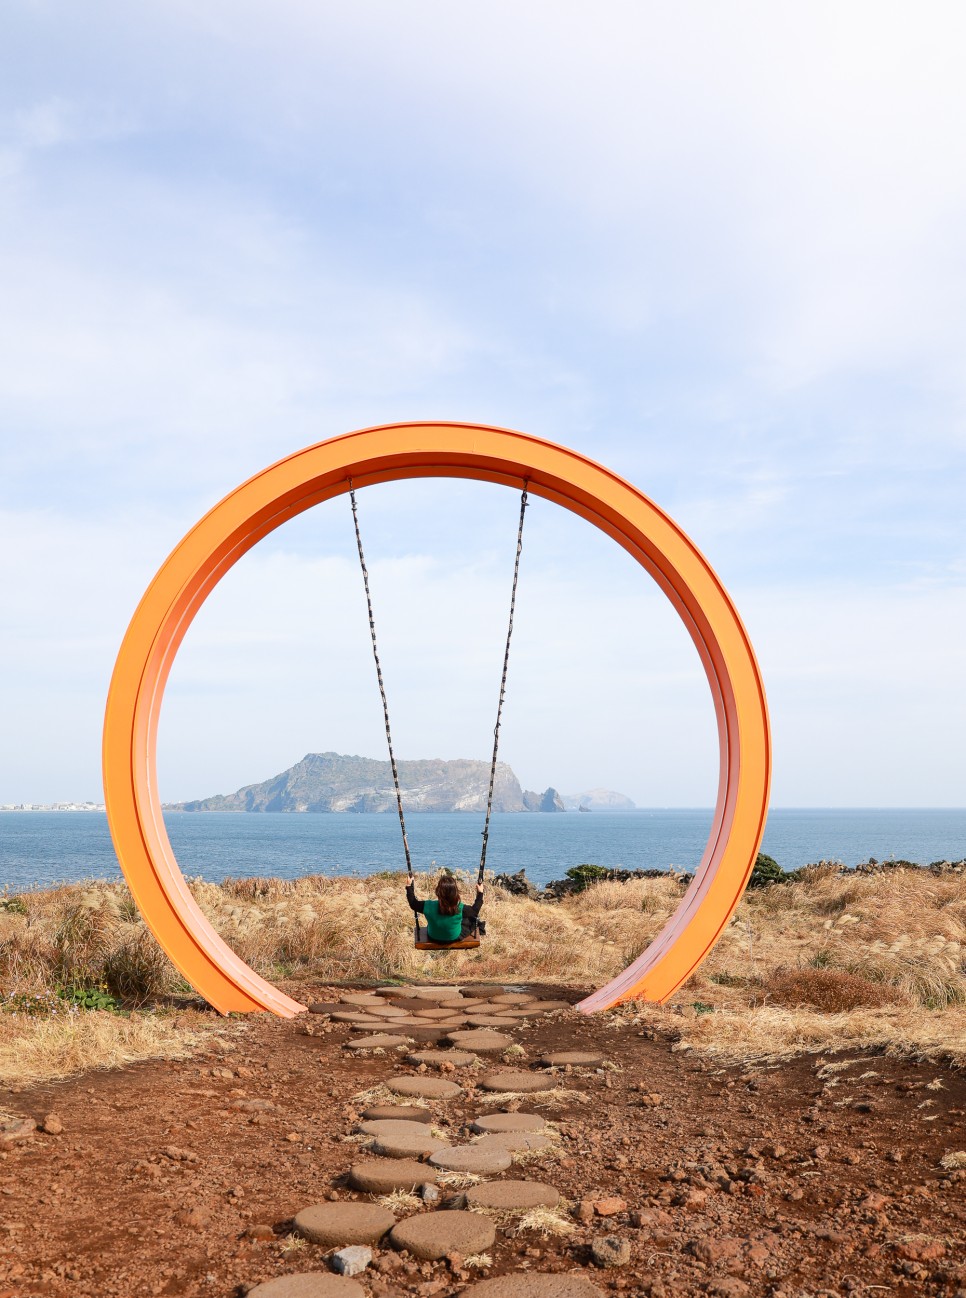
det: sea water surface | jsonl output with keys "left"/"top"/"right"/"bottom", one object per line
{"left": 2, "top": 808, "right": 965, "bottom": 893}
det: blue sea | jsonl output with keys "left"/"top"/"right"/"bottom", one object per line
{"left": 1, "top": 808, "right": 965, "bottom": 893}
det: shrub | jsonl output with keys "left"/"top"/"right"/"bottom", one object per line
{"left": 748, "top": 853, "right": 785, "bottom": 888}
{"left": 765, "top": 967, "right": 902, "bottom": 1013}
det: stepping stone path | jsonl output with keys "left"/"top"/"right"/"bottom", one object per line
{"left": 294, "top": 1202, "right": 395, "bottom": 1246}
{"left": 387, "top": 1075, "right": 462, "bottom": 1100}
{"left": 428, "top": 1143, "right": 513, "bottom": 1174}
{"left": 479, "top": 1070, "right": 554, "bottom": 1093}
{"left": 389, "top": 1209, "right": 497, "bottom": 1260}
{"left": 466, "top": 1180, "right": 560, "bottom": 1210}
{"left": 348, "top": 1158, "right": 437, "bottom": 1194}
{"left": 361, "top": 1104, "right": 430, "bottom": 1123}
{"left": 259, "top": 984, "right": 601, "bottom": 1297}
{"left": 248, "top": 1276, "right": 365, "bottom": 1297}
{"left": 470, "top": 1112, "right": 546, "bottom": 1133}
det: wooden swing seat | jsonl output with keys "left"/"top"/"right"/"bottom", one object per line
{"left": 414, "top": 924, "right": 481, "bottom": 951}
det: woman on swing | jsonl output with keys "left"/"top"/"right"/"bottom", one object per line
{"left": 406, "top": 872, "right": 484, "bottom": 944}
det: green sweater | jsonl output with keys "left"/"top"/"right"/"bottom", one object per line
{"left": 422, "top": 899, "right": 463, "bottom": 942}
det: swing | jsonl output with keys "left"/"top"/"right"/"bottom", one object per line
{"left": 350, "top": 481, "right": 528, "bottom": 950}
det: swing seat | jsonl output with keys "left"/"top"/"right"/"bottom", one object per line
{"left": 414, "top": 922, "right": 481, "bottom": 951}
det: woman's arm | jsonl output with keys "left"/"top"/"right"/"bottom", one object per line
{"left": 463, "top": 884, "right": 484, "bottom": 919}
{"left": 406, "top": 880, "right": 425, "bottom": 914}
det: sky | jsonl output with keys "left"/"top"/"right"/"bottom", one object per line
{"left": 1, "top": 1, "right": 964, "bottom": 809}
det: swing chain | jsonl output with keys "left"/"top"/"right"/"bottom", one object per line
{"left": 349, "top": 482, "right": 415, "bottom": 879}
{"left": 478, "top": 484, "right": 529, "bottom": 884}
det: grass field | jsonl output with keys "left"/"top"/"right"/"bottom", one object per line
{"left": 1, "top": 864, "right": 964, "bottom": 1083}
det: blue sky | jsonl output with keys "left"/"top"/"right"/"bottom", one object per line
{"left": 1, "top": 2, "right": 964, "bottom": 807}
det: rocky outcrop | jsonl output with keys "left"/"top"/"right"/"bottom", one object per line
{"left": 561, "top": 788, "right": 637, "bottom": 811}
{"left": 521, "top": 786, "right": 566, "bottom": 813}
{"left": 175, "top": 752, "right": 549, "bottom": 814}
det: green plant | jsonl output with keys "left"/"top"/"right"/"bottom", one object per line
{"left": 58, "top": 983, "right": 121, "bottom": 1013}
{"left": 748, "top": 853, "right": 785, "bottom": 888}
{"left": 0, "top": 894, "right": 28, "bottom": 915}
{"left": 691, "top": 1001, "right": 715, "bottom": 1014}
{"left": 565, "top": 864, "right": 611, "bottom": 892}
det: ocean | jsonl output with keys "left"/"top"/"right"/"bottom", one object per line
{"left": 2, "top": 807, "right": 965, "bottom": 894}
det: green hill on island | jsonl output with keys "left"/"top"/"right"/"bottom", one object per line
{"left": 167, "top": 751, "right": 605, "bottom": 814}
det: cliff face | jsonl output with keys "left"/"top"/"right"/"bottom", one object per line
{"left": 175, "top": 752, "right": 562, "bottom": 814}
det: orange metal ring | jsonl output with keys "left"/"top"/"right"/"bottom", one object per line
{"left": 103, "top": 422, "right": 770, "bottom": 1015}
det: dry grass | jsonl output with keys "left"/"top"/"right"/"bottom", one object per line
{"left": 2, "top": 864, "right": 965, "bottom": 1070}
{"left": 0, "top": 1008, "right": 222, "bottom": 1087}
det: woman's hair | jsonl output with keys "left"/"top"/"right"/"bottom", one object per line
{"left": 435, "top": 877, "right": 462, "bottom": 916}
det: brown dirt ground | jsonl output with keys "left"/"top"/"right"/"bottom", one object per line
{"left": 2, "top": 981, "right": 965, "bottom": 1298}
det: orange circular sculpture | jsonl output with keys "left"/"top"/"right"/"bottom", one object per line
{"left": 103, "top": 422, "right": 770, "bottom": 1016}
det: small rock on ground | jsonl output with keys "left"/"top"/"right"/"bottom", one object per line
{"left": 246, "top": 1274, "right": 366, "bottom": 1297}
{"left": 591, "top": 1235, "right": 631, "bottom": 1269}
{"left": 348, "top": 1158, "right": 438, "bottom": 1194}
{"left": 470, "top": 1112, "right": 546, "bottom": 1133}
{"left": 388, "top": 1209, "right": 496, "bottom": 1260}
{"left": 428, "top": 1144, "right": 513, "bottom": 1174}
{"left": 466, "top": 1180, "right": 560, "bottom": 1210}
{"left": 329, "top": 1246, "right": 372, "bottom": 1277}
{"left": 387, "top": 1075, "right": 462, "bottom": 1099}
{"left": 479, "top": 1070, "right": 554, "bottom": 1093}
{"left": 294, "top": 1202, "right": 396, "bottom": 1247}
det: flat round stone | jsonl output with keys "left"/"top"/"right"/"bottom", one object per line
{"left": 247, "top": 1275, "right": 365, "bottom": 1298}
{"left": 477, "top": 1130, "right": 553, "bottom": 1153}
{"left": 470, "top": 1112, "right": 547, "bottom": 1134}
{"left": 382, "top": 997, "right": 442, "bottom": 1011}
{"left": 331, "top": 1011, "right": 371, "bottom": 1022}
{"left": 468, "top": 986, "right": 507, "bottom": 997}
{"left": 406, "top": 1049, "right": 478, "bottom": 1068}
{"left": 357, "top": 1118, "right": 440, "bottom": 1138}
{"left": 446, "top": 1029, "right": 513, "bottom": 1052}
{"left": 479, "top": 1071, "right": 553, "bottom": 1093}
{"left": 459, "top": 1277, "right": 604, "bottom": 1298}
{"left": 489, "top": 993, "right": 535, "bottom": 1006}
{"left": 528, "top": 1000, "right": 573, "bottom": 1012}
{"left": 400, "top": 986, "right": 463, "bottom": 1001}
{"left": 466, "top": 1180, "right": 560, "bottom": 1210}
{"left": 428, "top": 1144, "right": 513, "bottom": 1174}
{"left": 372, "top": 1129, "right": 451, "bottom": 1159}
{"left": 539, "top": 1052, "right": 604, "bottom": 1068}
{"left": 345, "top": 1034, "right": 412, "bottom": 1051}
{"left": 466, "top": 1016, "right": 519, "bottom": 1027}
{"left": 361, "top": 1104, "right": 431, "bottom": 1124}
{"left": 389, "top": 1209, "right": 496, "bottom": 1260}
{"left": 348, "top": 1159, "right": 437, "bottom": 1194}
{"left": 387, "top": 1076, "right": 463, "bottom": 1099}
{"left": 339, "top": 993, "right": 387, "bottom": 1006}
{"left": 363, "top": 1003, "right": 408, "bottom": 1017}
{"left": 294, "top": 1201, "right": 396, "bottom": 1246}
{"left": 412, "top": 1006, "right": 461, "bottom": 1019}
{"left": 407, "top": 1026, "right": 450, "bottom": 1042}
{"left": 307, "top": 1001, "right": 343, "bottom": 1015}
